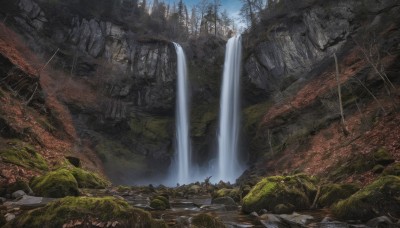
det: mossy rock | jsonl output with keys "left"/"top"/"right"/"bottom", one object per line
{"left": 373, "top": 148, "right": 394, "bottom": 166}
{"left": 30, "top": 168, "right": 79, "bottom": 198}
{"left": 213, "top": 188, "right": 241, "bottom": 202}
{"left": 154, "top": 196, "right": 170, "bottom": 209}
{"left": 332, "top": 175, "right": 400, "bottom": 221}
{"left": 0, "top": 140, "right": 48, "bottom": 171}
{"left": 150, "top": 199, "right": 167, "bottom": 210}
{"left": 382, "top": 163, "right": 400, "bottom": 176}
{"left": 70, "top": 167, "right": 109, "bottom": 189}
{"left": 318, "top": 183, "right": 360, "bottom": 207}
{"left": 6, "top": 196, "right": 167, "bottom": 228}
{"left": 242, "top": 174, "right": 317, "bottom": 213}
{"left": 191, "top": 213, "right": 225, "bottom": 228}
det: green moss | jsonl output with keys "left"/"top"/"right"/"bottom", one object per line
{"left": 30, "top": 168, "right": 79, "bottom": 198}
{"left": 373, "top": 148, "right": 394, "bottom": 165}
{"left": 318, "top": 183, "right": 360, "bottom": 207}
{"left": 274, "top": 203, "right": 295, "bottom": 214}
{"left": 117, "top": 185, "right": 132, "bottom": 193}
{"left": 150, "top": 199, "right": 167, "bottom": 210}
{"left": 8, "top": 196, "right": 167, "bottom": 228}
{"left": 154, "top": 196, "right": 170, "bottom": 209}
{"left": 191, "top": 213, "right": 225, "bottom": 228}
{"left": 129, "top": 115, "right": 172, "bottom": 140}
{"left": 191, "top": 103, "right": 218, "bottom": 137}
{"left": 242, "top": 101, "right": 271, "bottom": 134}
{"left": 213, "top": 188, "right": 241, "bottom": 202}
{"left": 70, "top": 167, "right": 109, "bottom": 189}
{"left": 382, "top": 163, "right": 400, "bottom": 176}
{"left": 332, "top": 175, "right": 400, "bottom": 221}
{"left": 0, "top": 140, "right": 48, "bottom": 171}
{"left": 242, "top": 174, "right": 317, "bottom": 213}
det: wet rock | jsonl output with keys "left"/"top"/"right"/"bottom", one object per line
{"left": 5, "top": 213, "right": 15, "bottom": 222}
{"left": 250, "top": 212, "right": 259, "bottom": 218}
{"left": 212, "top": 197, "right": 238, "bottom": 211}
{"left": 11, "top": 190, "right": 26, "bottom": 199}
{"left": 366, "top": 216, "right": 394, "bottom": 227}
{"left": 8, "top": 195, "right": 55, "bottom": 209}
{"left": 273, "top": 204, "right": 295, "bottom": 214}
{"left": 200, "top": 204, "right": 226, "bottom": 212}
{"left": 259, "top": 214, "right": 286, "bottom": 228}
{"left": 278, "top": 213, "right": 314, "bottom": 227}
{"left": 0, "top": 197, "right": 6, "bottom": 204}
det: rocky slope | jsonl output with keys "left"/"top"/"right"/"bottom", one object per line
{"left": 240, "top": 0, "right": 400, "bottom": 185}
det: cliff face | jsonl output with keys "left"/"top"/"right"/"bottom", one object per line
{"left": 0, "top": 0, "right": 227, "bottom": 184}
{"left": 240, "top": 0, "right": 400, "bottom": 184}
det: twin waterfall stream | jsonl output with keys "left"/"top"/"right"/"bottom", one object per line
{"left": 169, "top": 36, "right": 244, "bottom": 185}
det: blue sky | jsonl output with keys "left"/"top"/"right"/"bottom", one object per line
{"left": 166, "top": 0, "right": 244, "bottom": 27}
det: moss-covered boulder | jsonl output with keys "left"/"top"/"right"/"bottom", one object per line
{"left": 70, "top": 167, "right": 109, "bottom": 189}
{"left": 213, "top": 188, "right": 241, "bottom": 202}
{"left": 191, "top": 213, "right": 225, "bottom": 228}
{"left": 0, "top": 140, "right": 48, "bottom": 171}
{"left": 242, "top": 174, "right": 317, "bottom": 213}
{"left": 153, "top": 196, "right": 170, "bottom": 209}
{"left": 30, "top": 169, "right": 79, "bottom": 198}
{"left": 150, "top": 199, "right": 167, "bottom": 210}
{"left": 6, "top": 196, "right": 167, "bottom": 228}
{"left": 318, "top": 183, "right": 360, "bottom": 207}
{"left": 382, "top": 162, "right": 400, "bottom": 176}
{"left": 332, "top": 176, "right": 400, "bottom": 221}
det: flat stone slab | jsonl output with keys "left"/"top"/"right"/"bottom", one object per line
{"left": 6, "top": 195, "right": 55, "bottom": 209}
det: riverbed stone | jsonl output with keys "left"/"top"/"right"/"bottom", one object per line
{"left": 11, "top": 190, "right": 26, "bottom": 199}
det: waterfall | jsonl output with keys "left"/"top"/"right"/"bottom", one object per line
{"left": 217, "top": 35, "right": 244, "bottom": 183}
{"left": 173, "top": 42, "right": 192, "bottom": 185}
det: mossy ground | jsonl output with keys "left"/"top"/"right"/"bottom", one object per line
{"left": 7, "top": 196, "right": 167, "bottom": 228}
{"left": 382, "top": 162, "right": 400, "bottom": 176}
{"left": 0, "top": 140, "right": 48, "bottom": 171}
{"left": 318, "top": 183, "right": 360, "bottom": 207}
{"left": 191, "top": 213, "right": 225, "bottom": 228}
{"left": 30, "top": 168, "right": 79, "bottom": 198}
{"left": 332, "top": 175, "right": 400, "bottom": 221}
{"left": 242, "top": 174, "right": 317, "bottom": 213}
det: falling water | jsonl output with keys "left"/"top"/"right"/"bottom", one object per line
{"left": 173, "top": 42, "right": 192, "bottom": 185}
{"left": 217, "top": 35, "right": 244, "bottom": 183}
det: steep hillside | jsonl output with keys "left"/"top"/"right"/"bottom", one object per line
{"left": 240, "top": 0, "right": 400, "bottom": 185}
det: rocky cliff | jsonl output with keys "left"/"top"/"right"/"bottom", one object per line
{"left": 240, "top": 0, "right": 400, "bottom": 184}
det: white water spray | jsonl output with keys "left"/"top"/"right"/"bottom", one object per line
{"left": 216, "top": 35, "right": 244, "bottom": 183}
{"left": 172, "top": 42, "right": 192, "bottom": 185}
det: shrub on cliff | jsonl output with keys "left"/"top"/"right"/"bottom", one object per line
{"left": 242, "top": 174, "right": 317, "bottom": 213}
{"left": 332, "top": 175, "right": 400, "bottom": 221}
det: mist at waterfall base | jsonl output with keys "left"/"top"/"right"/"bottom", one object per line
{"left": 130, "top": 37, "right": 245, "bottom": 186}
